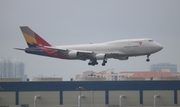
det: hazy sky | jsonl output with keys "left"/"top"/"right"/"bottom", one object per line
{"left": 0, "top": 0, "right": 180, "bottom": 80}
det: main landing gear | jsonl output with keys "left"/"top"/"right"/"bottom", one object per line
{"left": 88, "top": 58, "right": 107, "bottom": 66}
{"left": 88, "top": 60, "right": 98, "bottom": 66}
{"left": 146, "top": 54, "right": 150, "bottom": 62}
{"left": 102, "top": 59, "right": 107, "bottom": 66}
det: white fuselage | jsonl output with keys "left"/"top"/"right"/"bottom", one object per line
{"left": 55, "top": 38, "right": 163, "bottom": 59}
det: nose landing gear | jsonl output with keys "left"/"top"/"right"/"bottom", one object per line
{"left": 146, "top": 55, "right": 150, "bottom": 62}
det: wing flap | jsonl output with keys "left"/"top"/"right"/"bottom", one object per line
{"left": 77, "top": 51, "right": 94, "bottom": 60}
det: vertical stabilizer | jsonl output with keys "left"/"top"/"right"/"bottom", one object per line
{"left": 20, "top": 26, "right": 51, "bottom": 47}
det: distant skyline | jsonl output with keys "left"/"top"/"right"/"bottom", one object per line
{"left": 0, "top": 0, "right": 180, "bottom": 80}
{"left": 0, "top": 58, "right": 27, "bottom": 81}
{"left": 150, "top": 62, "right": 178, "bottom": 72}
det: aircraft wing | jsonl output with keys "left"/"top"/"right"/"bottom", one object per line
{"left": 44, "top": 46, "right": 68, "bottom": 51}
{"left": 44, "top": 46, "right": 126, "bottom": 60}
{"left": 44, "top": 46, "right": 94, "bottom": 60}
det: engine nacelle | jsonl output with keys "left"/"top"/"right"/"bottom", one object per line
{"left": 117, "top": 56, "right": 129, "bottom": 60}
{"left": 95, "top": 53, "right": 106, "bottom": 60}
{"left": 68, "top": 51, "right": 79, "bottom": 59}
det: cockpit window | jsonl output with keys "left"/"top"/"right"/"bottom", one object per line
{"left": 149, "top": 40, "right": 153, "bottom": 42}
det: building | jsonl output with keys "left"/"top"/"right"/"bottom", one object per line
{"left": 76, "top": 69, "right": 118, "bottom": 81}
{"left": 76, "top": 69, "right": 180, "bottom": 81}
{"left": 0, "top": 58, "right": 27, "bottom": 81}
{"left": 0, "top": 81, "right": 180, "bottom": 107}
{"left": 119, "top": 71, "right": 180, "bottom": 80}
{"left": 96, "top": 69, "right": 118, "bottom": 81}
{"left": 150, "top": 63, "right": 177, "bottom": 72}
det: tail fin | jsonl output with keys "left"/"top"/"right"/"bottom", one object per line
{"left": 20, "top": 26, "right": 51, "bottom": 47}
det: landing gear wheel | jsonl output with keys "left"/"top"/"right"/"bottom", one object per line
{"left": 88, "top": 61, "right": 92, "bottom": 65}
{"left": 88, "top": 60, "right": 98, "bottom": 66}
{"left": 146, "top": 59, "right": 150, "bottom": 62}
{"left": 102, "top": 63, "right": 105, "bottom": 66}
{"left": 102, "top": 59, "right": 107, "bottom": 66}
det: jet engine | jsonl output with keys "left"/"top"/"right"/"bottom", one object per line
{"left": 68, "top": 51, "right": 79, "bottom": 59}
{"left": 95, "top": 53, "right": 106, "bottom": 60}
{"left": 116, "top": 56, "right": 129, "bottom": 60}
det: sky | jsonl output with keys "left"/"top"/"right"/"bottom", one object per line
{"left": 0, "top": 0, "right": 180, "bottom": 80}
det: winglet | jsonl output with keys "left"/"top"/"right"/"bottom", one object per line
{"left": 20, "top": 26, "right": 51, "bottom": 47}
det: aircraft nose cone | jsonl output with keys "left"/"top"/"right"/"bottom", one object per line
{"left": 156, "top": 43, "right": 163, "bottom": 51}
{"left": 158, "top": 44, "right": 163, "bottom": 50}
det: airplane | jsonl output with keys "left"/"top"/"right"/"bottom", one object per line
{"left": 15, "top": 26, "right": 163, "bottom": 66}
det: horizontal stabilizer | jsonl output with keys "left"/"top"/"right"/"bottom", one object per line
{"left": 14, "top": 48, "right": 25, "bottom": 51}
